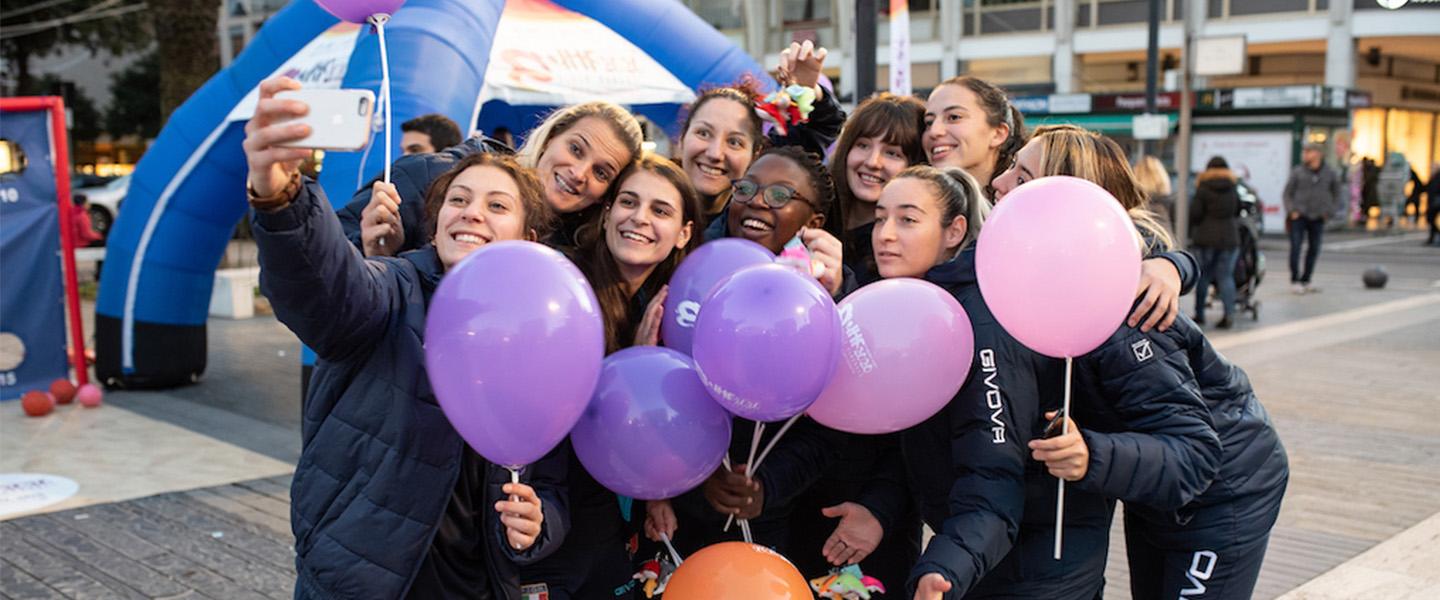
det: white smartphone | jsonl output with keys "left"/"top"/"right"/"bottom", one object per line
{"left": 274, "top": 89, "right": 375, "bottom": 151}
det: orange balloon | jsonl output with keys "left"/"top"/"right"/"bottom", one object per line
{"left": 663, "top": 542, "right": 812, "bottom": 599}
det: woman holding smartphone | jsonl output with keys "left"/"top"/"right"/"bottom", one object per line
{"left": 244, "top": 76, "right": 564, "bottom": 600}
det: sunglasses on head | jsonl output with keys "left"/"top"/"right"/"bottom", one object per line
{"left": 731, "top": 179, "right": 814, "bottom": 210}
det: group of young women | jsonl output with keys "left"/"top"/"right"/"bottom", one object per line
{"left": 242, "top": 40, "right": 1287, "bottom": 600}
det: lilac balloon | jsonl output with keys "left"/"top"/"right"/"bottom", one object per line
{"left": 425, "top": 241, "right": 605, "bottom": 468}
{"left": 809, "top": 279, "right": 974, "bottom": 434}
{"left": 315, "top": 0, "right": 406, "bottom": 23}
{"left": 977, "top": 176, "right": 1142, "bottom": 358}
{"left": 692, "top": 264, "right": 841, "bottom": 422}
{"left": 662, "top": 238, "right": 774, "bottom": 355}
{"left": 571, "top": 347, "right": 733, "bottom": 500}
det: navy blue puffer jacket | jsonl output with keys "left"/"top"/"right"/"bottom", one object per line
{"left": 900, "top": 248, "right": 1051, "bottom": 599}
{"left": 253, "top": 179, "right": 568, "bottom": 599}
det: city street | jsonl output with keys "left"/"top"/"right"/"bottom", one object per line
{"left": 2, "top": 231, "right": 1435, "bottom": 599}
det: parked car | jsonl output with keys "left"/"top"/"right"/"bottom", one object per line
{"left": 76, "top": 174, "right": 128, "bottom": 245}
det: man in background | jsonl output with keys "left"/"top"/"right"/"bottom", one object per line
{"left": 1282, "top": 143, "right": 1343, "bottom": 294}
{"left": 400, "top": 113, "right": 462, "bottom": 155}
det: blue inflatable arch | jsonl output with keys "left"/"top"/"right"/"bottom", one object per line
{"left": 95, "top": 0, "right": 768, "bottom": 387}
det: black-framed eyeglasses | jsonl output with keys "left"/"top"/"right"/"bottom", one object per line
{"left": 731, "top": 179, "right": 814, "bottom": 210}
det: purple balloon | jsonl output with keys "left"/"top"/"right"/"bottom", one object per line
{"left": 571, "top": 347, "right": 733, "bottom": 500}
{"left": 662, "top": 238, "right": 774, "bottom": 355}
{"left": 425, "top": 241, "right": 605, "bottom": 468}
{"left": 315, "top": 0, "right": 406, "bottom": 23}
{"left": 692, "top": 264, "right": 841, "bottom": 422}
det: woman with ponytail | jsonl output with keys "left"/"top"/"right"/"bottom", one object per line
{"left": 922, "top": 76, "right": 1027, "bottom": 200}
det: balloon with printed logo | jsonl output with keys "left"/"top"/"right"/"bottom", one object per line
{"left": 315, "top": 0, "right": 406, "bottom": 23}
{"left": 977, "top": 176, "right": 1141, "bottom": 358}
{"left": 425, "top": 241, "right": 605, "bottom": 468}
{"left": 808, "top": 279, "right": 973, "bottom": 434}
{"left": 662, "top": 542, "right": 810, "bottom": 600}
{"left": 662, "top": 239, "right": 774, "bottom": 355}
{"left": 571, "top": 347, "right": 732, "bottom": 500}
{"left": 691, "top": 264, "right": 840, "bottom": 422}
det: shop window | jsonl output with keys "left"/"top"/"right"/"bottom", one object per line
{"left": 783, "top": 0, "right": 832, "bottom": 24}
{"left": 1208, "top": 0, "right": 1225, "bottom": 18}
{"left": 0, "top": 139, "right": 27, "bottom": 177}
{"left": 229, "top": 25, "right": 247, "bottom": 59}
{"left": 980, "top": 2, "right": 1043, "bottom": 33}
{"left": 1350, "top": 108, "right": 1386, "bottom": 162}
{"left": 1228, "top": 0, "right": 1310, "bottom": 15}
{"left": 689, "top": 0, "right": 744, "bottom": 29}
{"left": 229, "top": 0, "right": 247, "bottom": 17}
{"left": 1096, "top": 0, "right": 1152, "bottom": 25}
{"left": 1387, "top": 108, "right": 1435, "bottom": 179}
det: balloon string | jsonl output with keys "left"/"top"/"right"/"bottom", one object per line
{"left": 739, "top": 518, "right": 753, "bottom": 544}
{"left": 1053, "top": 356, "right": 1072, "bottom": 561}
{"left": 509, "top": 466, "right": 521, "bottom": 503}
{"left": 724, "top": 421, "right": 767, "bottom": 533}
{"left": 750, "top": 414, "right": 802, "bottom": 474}
{"left": 659, "top": 533, "right": 684, "bottom": 565}
{"left": 369, "top": 13, "right": 393, "bottom": 186}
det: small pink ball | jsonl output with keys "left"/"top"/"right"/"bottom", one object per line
{"left": 76, "top": 384, "right": 103, "bottom": 408}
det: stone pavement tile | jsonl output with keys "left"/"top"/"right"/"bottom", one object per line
{"left": 0, "top": 400, "right": 293, "bottom": 520}
{"left": 1279, "top": 511, "right": 1440, "bottom": 600}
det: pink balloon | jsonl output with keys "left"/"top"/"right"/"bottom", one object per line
{"left": 977, "top": 176, "right": 1142, "bottom": 358}
{"left": 809, "top": 279, "right": 973, "bottom": 434}
{"left": 315, "top": 0, "right": 406, "bottom": 23}
{"left": 76, "top": 384, "right": 103, "bottom": 408}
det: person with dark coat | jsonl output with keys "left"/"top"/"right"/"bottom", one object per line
{"left": 1427, "top": 166, "right": 1440, "bottom": 246}
{"left": 1035, "top": 287, "right": 1287, "bottom": 600}
{"left": 244, "top": 77, "right": 566, "bottom": 600}
{"left": 1282, "top": 143, "right": 1343, "bottom": 294}
{"left": 862, "top": 166, "right": 1049, "bottom": 600}
{"left": 1191, "top": 156, "right": 1243, "bottom": 328}
{"left": 648, "top": 146, "right": 852, "bottom": 564}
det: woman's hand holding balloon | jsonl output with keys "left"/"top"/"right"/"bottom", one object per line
{"left": 1129, "top": 258, "right": 1181, "bottom": 332}
{"left": 495, "top": 482, "right": 544, "bottom": 551}
{"left": 361, "top": 181, "right": 403, "bottom": 257}
{"left": 801, "top": 227, "right": 844, "bottom": 296}
{"left": 644, "top": 499, "right": 678, "bottom": 542}
{"left": 242, "top": 77, "right": 311, "bottom": 201}
{"left": 634, "top": 285, "right": 668, "bottom": 347}
{"left": 1028, "top": 412, "right": 1090, "bottom": 482}
{"left": 702, "top": 463, "right": 763, "bottom": 519}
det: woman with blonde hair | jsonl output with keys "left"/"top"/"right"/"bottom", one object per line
{"left": 1133, "top": 155, "right": 1175, "bottom": 236}
{"left": 981, "top": 126, "right": 1287, "bottom": 600}
{"left": 342, "top": 100, "right": 644, "bottom": 254}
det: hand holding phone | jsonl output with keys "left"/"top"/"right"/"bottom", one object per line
{"left": 273, "top": 89, "right": 375, "bottom": 151}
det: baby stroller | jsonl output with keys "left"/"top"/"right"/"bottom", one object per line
{"left": 1228, "top": 181, "right": 1266, "bottom": 320}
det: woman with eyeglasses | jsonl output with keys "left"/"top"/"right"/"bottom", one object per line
{"left": 993, "top": 126, "right": 1287, "bottom": 600}
{"left": 644, "top": 145, "right": 851, "bottom": 562}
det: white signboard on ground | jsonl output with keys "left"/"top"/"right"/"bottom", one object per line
{"left": 1192, "top": 131, "right": 1293, "bottom": 233}
{"left": 0, "top": 473, "right": 78, "bottom": 518}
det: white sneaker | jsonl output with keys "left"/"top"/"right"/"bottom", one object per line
{"left": 1290, "top": 283, "right": 1306, "bottom": 295}
{"left": 1304, "top": 283, "right": 1320, "bottom": 294}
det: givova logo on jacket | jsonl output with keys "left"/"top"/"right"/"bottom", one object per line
{"left": 980, "top": 349, "right": 1005, "bottom": 444}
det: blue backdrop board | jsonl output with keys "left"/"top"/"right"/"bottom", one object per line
{"left": 94, "top": 0, "right": 768, "bottom": 389}
{"left": 0, "top": 110, "right": 68, "bottom": 400}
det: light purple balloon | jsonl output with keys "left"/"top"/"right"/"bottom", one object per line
{"left": 977, "top": 176, "right": 1142, "bottom": 358}
{"left": 571, "top": 347, "right": 733, "bottom": 500}
{"left": 809, "top": 279, "right": 974, "bottom": 434}
{"left": 662, "top": 238, "right": 774, "bottom": 355}
{"left": 425, "top": 241, "right": 605, "bottom": 468}
{"left": 315, "top": 0, "right": 405, "bottom": 23}
{"left": 692, "top": 264, "right": 841, "bottom": 422}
